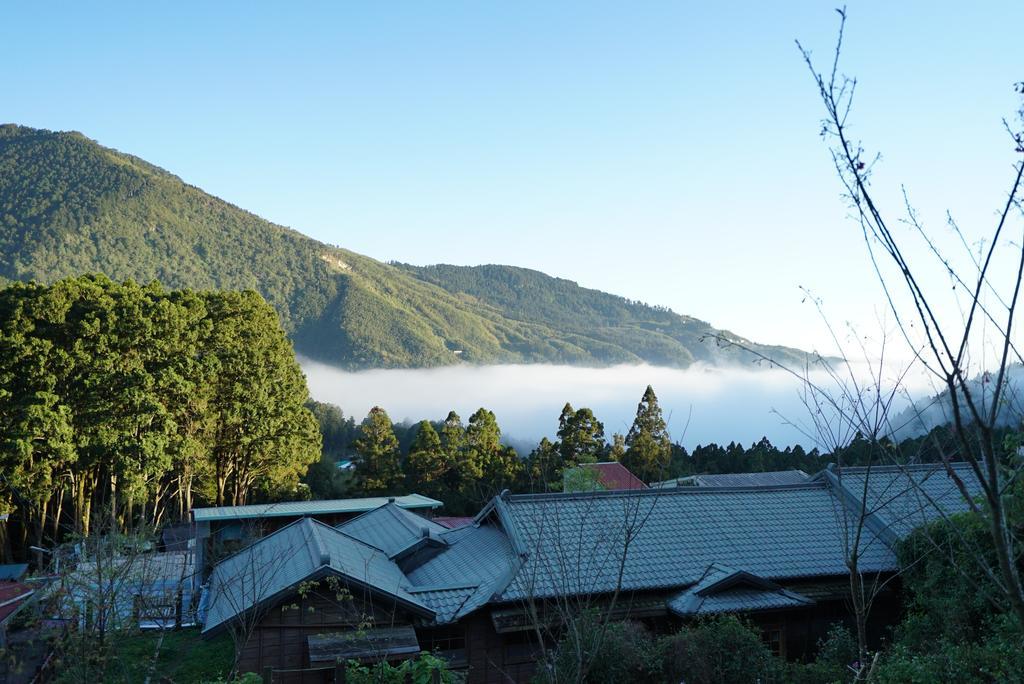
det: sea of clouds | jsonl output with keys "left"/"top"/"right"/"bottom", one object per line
{"left": 299, "top": 358, "right": 937, "bottom": 452}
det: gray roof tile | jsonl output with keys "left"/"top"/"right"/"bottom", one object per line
{"left": 202, "top": 518, "right": 432, "bottom": 633}
{"left": 495, "top": 482, "right": 896, "bottom": 602}
{"left": 824, "top": 462, "right": 983, "bottom": 539}
{"left": 337, "top": 503, "right": 448, "bottom": 558}
{"left": 667, "top": 563, "right": 815, "bottom": 615}
{"left": 192, "top": 494, "right": 442, "bottom": 522}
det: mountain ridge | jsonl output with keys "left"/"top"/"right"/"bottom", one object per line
{"left": 0, "top": 123, "right": 816, "bottom": 370}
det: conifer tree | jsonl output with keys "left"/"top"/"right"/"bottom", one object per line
{"left": 353, "top": 407, "right": 403, "bottom": 495}
{"left": 405, "top": 420, "right": 447, "bottom": 500}
{"left": 622, "top": 385, "right": 671, "bottom": 482}
{"left": 527, "top": 437, "right": 561, "bottom": 492}
{"left": 557, "top": 404, "right": 605, "bottom": 466}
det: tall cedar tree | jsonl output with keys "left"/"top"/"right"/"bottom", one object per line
{"left": 622, "top": 385, "right": 671, "bottom": 482}
{"left": 556, "top": 403, "right": 606, "bottom": 466}
{"left": 405, "top": 421, "right": 448, "bottom": 501}
{"left": 353, "top": 407, "right": 403, "bottom": 495}
{"left": 464, "top": 408, "right": 523, "bottom": 506}
{"left": 527, "top": 437, "right": 561, "bottom": 492}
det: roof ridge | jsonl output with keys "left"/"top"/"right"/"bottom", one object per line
{"left": 506, "top": 481, "right": 828, "bottom": 502}
{"left": 306, "top": 518, "right": 329, "bottom": 567}
{"left": 836, "top": 461, "right": 973, "bottom": 474}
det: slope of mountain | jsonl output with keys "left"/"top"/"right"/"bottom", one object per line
{"left": 0, "top": 123, "right": 814, "bottom": 369}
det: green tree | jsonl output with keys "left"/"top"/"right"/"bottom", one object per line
{"left": 463, "top": 408, "right": 522, "bottom": 504}
{"left": 556, "top": 404, "right": 605, "bottom": 467}
{"left": 204, "top": 291, "right": 321, "bottom": 506}
{"left": 353, "top": 407, "right": 403, "bottom": 495}
{"left": 405, "top": 420, "right": 448, "bottom": 500}
{"left": 607, "top": 433, "right": 626, "bottom": 462}
{"left": 622, "top": 385, "right": 671, "bottom": 482}
{"left": 527, "top": 437, "right": 561, "bottom": 492}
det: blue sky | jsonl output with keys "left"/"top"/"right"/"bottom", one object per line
{"left": 5, "top": 2, "right": 1022, "bottom": 355}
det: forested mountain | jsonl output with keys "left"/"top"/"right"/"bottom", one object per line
{"left": 0, "top": 124, "right": 813, "bottom": 369}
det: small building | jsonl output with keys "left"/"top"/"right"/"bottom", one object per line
{"left": 191, "top": 494, "right": 443, "bottom": 577}
{"left": 562, "top": 462, "right": 648, "bottom": 492}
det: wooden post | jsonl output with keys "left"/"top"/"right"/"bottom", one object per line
{"left": 432, "top": 668, "right": 441, "bottom": 684}
{"left": 262, "top": 665, "right": 273, "bottom": 684}
{"left": 334, "top": 660, "right": 347, "bottom": 684}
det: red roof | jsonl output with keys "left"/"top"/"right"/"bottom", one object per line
{"left": 0, "top": 581, "right": 34, "bottom": 625}
{"left": 581, "top": 462, "right": 649, "bottom": 490}
{"left": 432, "top": 516, "right": 475, "bottom": 529}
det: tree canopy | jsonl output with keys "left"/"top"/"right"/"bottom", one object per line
{"left": 0, "top": 275, "right": 320, "bottom": 546}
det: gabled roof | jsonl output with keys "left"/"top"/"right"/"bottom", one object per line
{"left": 202, "top": 517, "right": 433, "bottom": 634}
{"left": 820, "top": 462, "right": 984, "bottom": 542}
{"left": 568, "top": 462, "right": 648, "bottom": 491}
{"left": 405, "top": 522, "right": 518, "bottom": 624}
{"left": 192, "top": 494, "right": 442, "bottom": 523}
{"left": 667, "top": 563, "right": 814, "bottom": 616}
{"left": 492, "top": 481, "right": 896, "bottom": 602}
{"left": 337, "top": 503, "right": 448, "bottom": 559}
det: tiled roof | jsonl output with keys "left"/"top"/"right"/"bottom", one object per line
{"left": 576, "top": 462, "right": 649, "bottom": 490}
{"left": 337, "top": 503, "right": 447, "bottom": 558}
{"left": 696, "top": 470, "right": 809, "bottom": 487}
{"left": 202, "top": 518, "right": 432, "bottom": 633}
{"left": 821, "top": 462, "right": 984, "bottom": 541}
{"left": 405, "top": 523, "right": 517, "bottom": 624}
{"left": 651, "top": 470, "right": 810, "bottom": 489}
{"left": 433, "top": 516, "right": 475, "bottom": 530}
{"left": 192, "top": 494, "right": 442, "bottom": 522}
{"left": 667, "top": 563, "right": 814, "bottom": 616}
{"left": 493, "top": 482, "right": 897, "bottom": 602}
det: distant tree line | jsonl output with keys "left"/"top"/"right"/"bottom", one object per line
{"left": 0, "top": 275, "right": 320, "bottom": 559}
{"left": 309, "top": 387, "right": 987, "bottom": 516}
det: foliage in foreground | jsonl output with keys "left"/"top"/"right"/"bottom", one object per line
{"left": 342, "top": 652, "right": 464, "bottom": 684}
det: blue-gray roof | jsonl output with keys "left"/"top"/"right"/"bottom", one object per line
{"left": 667, "top": 563, "right": 814, "bottom": 616}
{"left": 201, "top": 462, "right": 986, "bottom": 630}
{"left": 337, "top": 503, "right": 448, "bottom": 559}
{"left": 652, "top": 470, "right": 810, "bottom": 489}
{"left": 202, "top": 518, "right": 432, "bottom": 633}
{"left": 405, "top": 523, "right": 517, "bottom": 624}
{"left": 493, "top": 481, "right": 897, "bottom": 602}
{"left": 820, "top": 462, "right": 984, "bottom": 541}
{"left": 192, "top": 494, "right": 442, "bottom": 523}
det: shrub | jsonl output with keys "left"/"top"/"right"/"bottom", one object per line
{"left": 343, "top": 652, "right": 463, "bottom": 684}
{"left": 533, "top": 610, "right": 661, "bottom": 683}
{"left": 659, "top": 615, "right": 773, "bottom": 684}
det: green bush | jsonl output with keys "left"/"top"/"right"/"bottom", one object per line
{"left": 874, "top": 614, "right": 1024, "bottom": 684}
{"left": 533, "top": 611, "right": 661, "bottom": 683}
{"left": 784, "top": 624, "right": 858, "bottom": 684}
{"left": 343, "top": 652, "right": 463, "bottom": 684}
{"left": 659, "top": 615, "right": 773, "bottom": 684}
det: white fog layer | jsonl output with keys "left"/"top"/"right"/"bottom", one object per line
{"left": 299, "top": 359, "right": 931, "bottom": 451}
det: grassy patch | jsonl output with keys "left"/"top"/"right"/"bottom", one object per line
{"left": 101, "top": 629, "right": 235, "bottom": 683}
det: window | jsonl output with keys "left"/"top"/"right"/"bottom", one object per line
{"left": 762, "top": 624, "right": 785, "bottom": 658}
{"left": 422, "top": 627, "right": 467, "bottom": 667}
